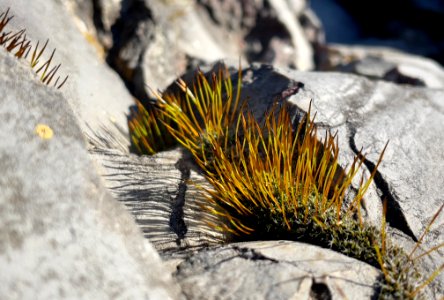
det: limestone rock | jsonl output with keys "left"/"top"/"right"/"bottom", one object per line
{"left": 108, "top": 0, "right": 317, "bottom": 100}
{"left": 319, "top": 44, "right": 444, "bottom": 88}
{"left": 175, "top": 240, "right": 381, "bottom": 300}
{"left": 59, "top": 0, "right": 121, "bottom": 49}
{"left": 88, "top": 143, "right": 225, "bottom": 257}
{"left": 0, "top": 0, "right": 134, "bottom": 140}
{"left": 0, "top": 48, "right": 180, "bottom": 299}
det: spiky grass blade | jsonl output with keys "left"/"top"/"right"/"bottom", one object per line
{"left": 409, "top": 203, "right": 444, "bottom": 260}
{"left": 154, "top": 66, "right": 243, "bottom": 165}
{"left": 127, "top": 100, "right": 177, "bottom": 155}
{"left": 0, "top": 8, "right": 68, "bottom": 89}
{"left": 195, "top": 102, "right": 382, "bottom": 240}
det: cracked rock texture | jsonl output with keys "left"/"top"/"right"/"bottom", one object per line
{"left": 2, "top": 1, "right": 444, "bottom": 299}
{"left": 175, "top": 241, "right": 381, "bottom": 299}
{"left": 107, "top": 0, "right": 319, "bottom": 101}
{"left": 88, "top": 143, "right": 224, "bottom": 257}
{"left": 0, "top": 49, "right": 180, "bottom": 299}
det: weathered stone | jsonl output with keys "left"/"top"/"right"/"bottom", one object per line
{"left": 108, "top": 0, "right": 316, "bottom": 100}
{"left": 175, "top": 240, "right": 381, "bottom": 300}
{"left": 3, "top": 1, "right": 442, "bottom": 298}
{"left": 59, "top": 0, "right": 122, "bottom": 50}
{"left": 0, "top": 0, "right": 134, "bottom": 139}
{"left": 0, "top": 49, "right": 180, "bottom": 299}
{"left": 88, "top": 141, "right": 225, "bottom": 257}
{"left": 319, "top": 44, "right": 444, "bottom": 88}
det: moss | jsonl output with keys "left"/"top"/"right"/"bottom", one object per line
{"left": 131, "top": 64, "right": 442, "bottom": 299}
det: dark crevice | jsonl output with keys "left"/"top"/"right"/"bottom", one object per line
{"left": 231, "top": 246, "right": 278, "bottom": 263}
{"left": 107, "top": 0, "right": 154, "bottom": 103}
{"left": 169, "top": 157, "right": 190, "bottom": 245}
{"left": 310, "top": 279, "right": 332, "bottom": 300}
{"left": 91, "top": 0, "right": 105, "bottom": 34}
{"left": 347, "top": 123, "right": 418, "bottom": 242}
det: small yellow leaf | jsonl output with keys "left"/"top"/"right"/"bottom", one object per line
{"left": 35, "top": 124, "right": 54, "bottom": 140}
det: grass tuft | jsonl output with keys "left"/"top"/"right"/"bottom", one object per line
{"left": 127, "top": 100, "right": 177, "bottom": 155}
{"left": 132, "top": 64, "right": 443, "bottom": 299}
{"left": 154, "top": 66, "right": 243, "bottom": 164}
{"left": 0, "top": 8, "right": 68, "bottom": 89}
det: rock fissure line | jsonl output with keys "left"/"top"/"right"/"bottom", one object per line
{"left": 169, "top": 157, "right": 190, "bottom": 244}
{"left": 231, "top": 246, "right": 279, "bottom": 263}
{"left": 347, "top": 124, "right": 417, "bottom": 242}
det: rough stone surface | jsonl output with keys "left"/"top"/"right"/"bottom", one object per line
{"left": 88, "top": 141, "right": 224, "bottom": 257}
{"left": 108, "top": 0, "right": 317, "bottom": 101}
{"left": 59, "top": 0, "right": 122, "bottom": 50}
{"left": 0, "top": 49, "right": 180, "bottom": 299}
{"left": 319, "top": 44, "right": 444, "bottom": 88}
{"left": 0, "top": 0, "right": 134, "bottom": 139}
{"left": 175, "top": 240, "right": 381, "bottom": 300}
{"left": 3, "top": 1, "right": 443, "bottom": 299}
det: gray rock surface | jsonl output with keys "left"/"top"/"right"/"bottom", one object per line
{"left": 0, "top": 0, "right": 134, "bottom": 139}
{"left": 3, "top": 1, "right": 442, "bottom": 298}
{"left": 0, "top": 49, "right": 180, "bottom": 299}
{"left": 319, "top": 44, "right": 444, "bottom": 88}
{"left": 88, "top": 141, "right": 224, "bottom": 257}
{"left": 108, "top": 0, "right": 317, "bottom": 100}
{"left": 175, "top": 240, "right": 381, "bottom": 300}
{"left": 60, "top": 0, "right": 121, "bottom": 50}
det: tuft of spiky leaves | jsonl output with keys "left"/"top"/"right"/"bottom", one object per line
{"left": 198, "top": 103, "right": 385, "bottom": 237}
{"left": 134, "top": 64, "right": 443, "bottom": 299}
{"left": 127, "top": 100, "right": 177, "bottom": 155}
{"left": 128, "top": 66, "right": 242, "bottom": 156}
{"left": 153, "top": 66, "right": 243, "bottom": 165}
{"left": 0, "top": 8, "right": 68, "bottom": 89}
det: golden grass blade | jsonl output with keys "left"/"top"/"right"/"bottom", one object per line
{"left": 31, "top": 40, "right": 48, "bottom": 68}
{"left": 0, "top": 8, "right": 13, "bottom": 33}
{"left": 412, "top": 242, "right": 444, "bottom": 261}
{"left": 409, "top": 203, "right": 444, "bottom": 259}
{"left": 409, "top": 263, "right": 444, "bottom": 298}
